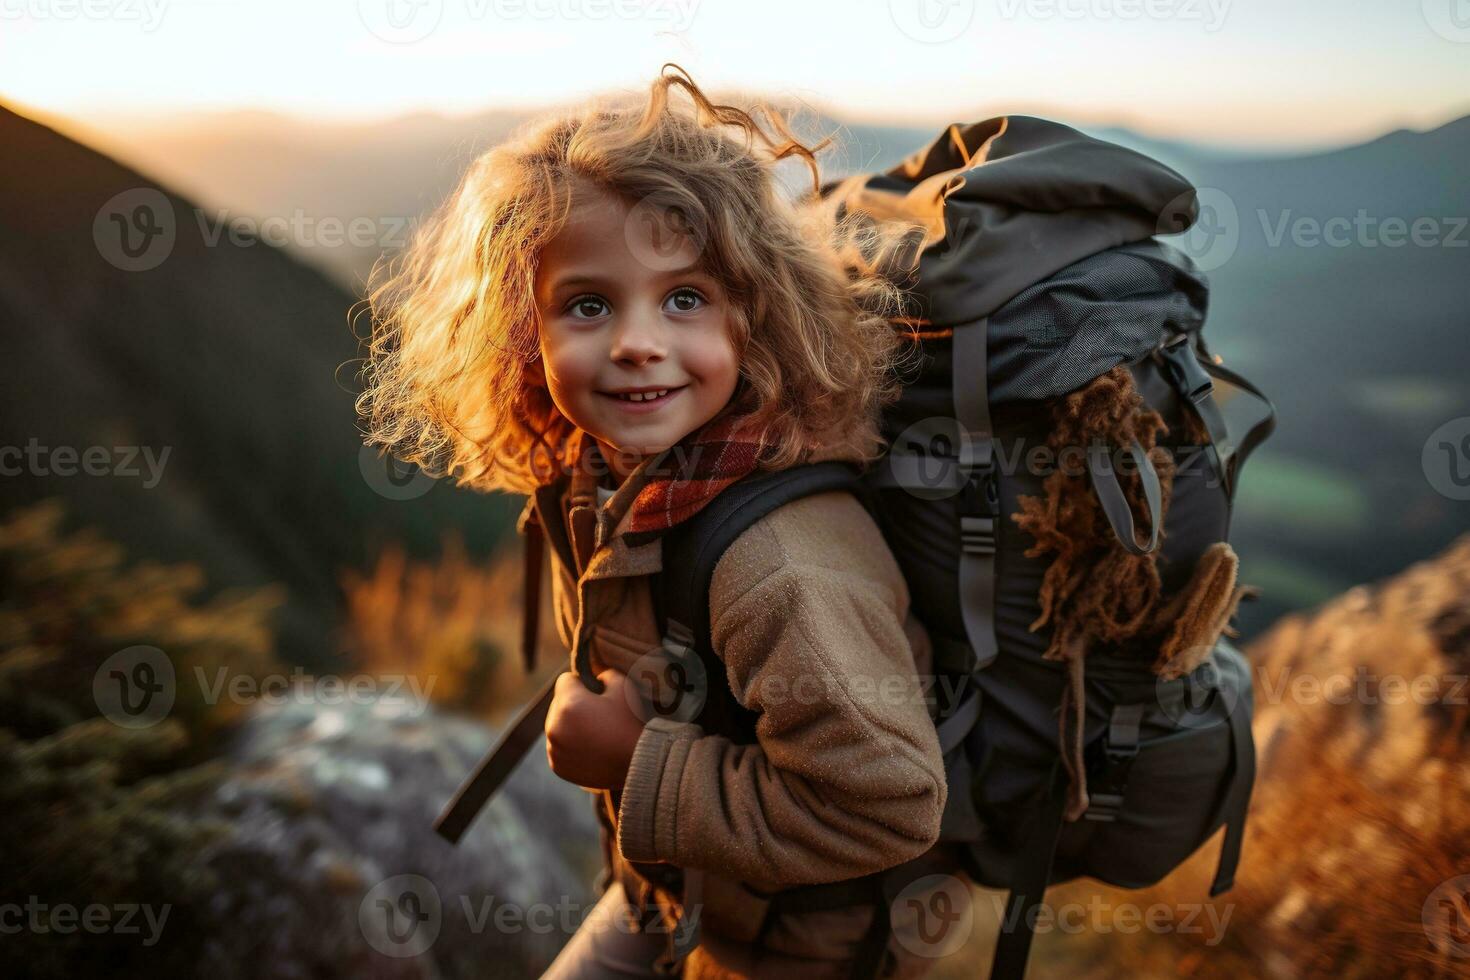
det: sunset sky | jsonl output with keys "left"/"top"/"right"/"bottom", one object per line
{"left": 3, "top": 0, "right": 1468, "bottom": 149}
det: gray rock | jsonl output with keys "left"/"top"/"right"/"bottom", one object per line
{"left": 190, "top": 695, "right": 603, "bottom": 980}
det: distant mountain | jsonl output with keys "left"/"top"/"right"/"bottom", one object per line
{"left": 1162, "top": 114, "right": 1470, "bottom": 633}
{"left": 0, "top": 105, "right": 516, "bottom": 665}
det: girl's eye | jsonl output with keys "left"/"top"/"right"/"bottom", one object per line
{"left": 665, "top": 288, "right": 707, "bottom": 314}
{"left": 566, "top": 295, "right": 609, "bottom": 319}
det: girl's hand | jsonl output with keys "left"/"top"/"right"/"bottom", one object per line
{"left": 545, "top": 668, "right": 645, "bottom": 792}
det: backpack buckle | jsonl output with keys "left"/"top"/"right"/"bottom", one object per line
{"left": 1083, "top": 742, "right": 1139, "bottom": 823}
{"left": 958, "top": 435, "right": 1000, "bottom": 556}
{"left": 1158, "top": 332, "right": 1215, "bottom": 404}
{"left": 1083, "top": 704, "right": 1145, "bottom": 822}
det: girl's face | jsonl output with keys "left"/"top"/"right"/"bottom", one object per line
{"left": 532, "top": 183, "right": 740, "bottom": 484}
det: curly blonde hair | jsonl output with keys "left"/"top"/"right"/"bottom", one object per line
{"left": 355, "top": 63, "right": 926, "bottom": 495}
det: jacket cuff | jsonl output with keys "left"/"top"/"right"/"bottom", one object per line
{"left": 616, "top": 715, "right": 702, "bottom": 864}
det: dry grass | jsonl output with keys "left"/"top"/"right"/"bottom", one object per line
{"left": 338, "top": 533, "right": 566, "bottom": 721}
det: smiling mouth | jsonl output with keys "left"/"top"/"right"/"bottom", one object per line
{"left": 599, "top": 386, "right": 687, "bottom": 404}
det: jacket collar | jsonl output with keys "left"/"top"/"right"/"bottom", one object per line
{"left": 527, "top": 419, "right": 876, "bottom": 584}
{"left": 532, "top": 429, "right": 669, "bottom": 582}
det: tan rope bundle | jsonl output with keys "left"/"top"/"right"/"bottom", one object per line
{"left": 1014, "top": 365, "right": 1257, "bottom": 820}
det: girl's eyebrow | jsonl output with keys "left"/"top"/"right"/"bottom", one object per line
{"left": 549, "top": 264, "right": 710, "bottom": 294}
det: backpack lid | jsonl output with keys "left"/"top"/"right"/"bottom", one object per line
{"left": 822, "top": 116, "right": 1200, "bottom": 330}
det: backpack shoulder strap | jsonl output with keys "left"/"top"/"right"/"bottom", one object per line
{"left": 652, "top": 460, "right": 870, "bottom": 742}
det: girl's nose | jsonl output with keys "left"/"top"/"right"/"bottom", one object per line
{"left": 609, "top": 311, "right": 667, "bottom": 365}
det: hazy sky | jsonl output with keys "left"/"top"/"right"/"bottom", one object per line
{"left": 3, "top": 0, "right": 1468, "bottom": 148}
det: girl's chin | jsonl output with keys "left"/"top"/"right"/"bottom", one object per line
{"left": 592, "top": 434, "right": 676, "bottom": 464}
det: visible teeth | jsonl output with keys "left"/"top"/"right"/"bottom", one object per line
{"left": 617, "top": 389, "right": 669, "bottom": 402}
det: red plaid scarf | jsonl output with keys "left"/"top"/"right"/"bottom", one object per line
{"left": 609, "top": 410, "right": 778, "bottom": 546}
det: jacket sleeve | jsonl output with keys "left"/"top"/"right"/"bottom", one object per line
{"left": 615, "top": 491, "right": 947, "bottom": 892}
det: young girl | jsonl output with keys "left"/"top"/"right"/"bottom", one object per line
{"left": 358, "top": 65, "right": 953, "bottom": 979}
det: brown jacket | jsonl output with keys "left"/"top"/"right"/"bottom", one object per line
{"left": 526, "top": 428, "right": 951, "bottom": 979}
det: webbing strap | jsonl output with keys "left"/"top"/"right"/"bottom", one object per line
{"left": 952, "top": 319, "right": 1000, "bottom": 670}
{"left": 936, "top": 683, "right": 982, "bottom": 756}
{"left": 1086, "top": 438, "right": 1163, "bottom": 556}
{"left": 1158, "top": 331, "right": 1234, "bottom": 496}
{"left": 989, "top": 765, "right": 1068, "bottom": 980}
{"left": 433, "top": 668, "right": 561, "bottom": 844}
{"left": 521, "top": 517, "right": 544, "bottom": 674}
{"left": 1209, "top": 696, "right": 1255, "bottom": 896}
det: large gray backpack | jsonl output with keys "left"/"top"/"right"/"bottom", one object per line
{"left": 811, "top": 116, "right": 1277, "bottom": 978}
